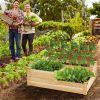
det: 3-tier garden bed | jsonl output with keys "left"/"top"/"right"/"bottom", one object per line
{"left": 27, "top": 30, "right": 98, "bottom": 95}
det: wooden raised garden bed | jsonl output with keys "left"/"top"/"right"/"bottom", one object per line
{"left": 91, "top": 18, "right": 100, "bottom": 37}
{"left": 27, "top": 62, "right": 97, "bottom": 95}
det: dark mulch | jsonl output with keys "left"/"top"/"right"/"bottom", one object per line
{"left": 0, "top": 57, "right": 11, "bottom": 64}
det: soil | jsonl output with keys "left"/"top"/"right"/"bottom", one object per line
{"left": 0, "top": 57, "right": 11, "bottom": 64}
{"left": 0, "top": 41, "right": 100, "bottom": 100}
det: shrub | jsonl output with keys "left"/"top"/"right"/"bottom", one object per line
{"left": 69, "top": 12, "right": 86, "bottom": 33}
{"left": 36, "top": 21, "right": 74, "bottom": 35}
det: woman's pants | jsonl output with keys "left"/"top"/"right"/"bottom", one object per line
{"left": 22, "top": 33, "right": 34, "bottom": 55}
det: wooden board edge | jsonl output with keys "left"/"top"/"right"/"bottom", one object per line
{"left": 86, "top": 77, "right": 96, "bottom": 92}
{"left": 27, "top": 80, "right": 86, "bottom": 95}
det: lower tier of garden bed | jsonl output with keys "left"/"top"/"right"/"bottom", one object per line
{"left": 27, "top": 62, "right": 97, "bottom": 95}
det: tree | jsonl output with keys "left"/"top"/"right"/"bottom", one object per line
{"left": 89, "top": 2, "right": 100, "bottom": 18}
{"left": 7, "top": 0, "right": 87, "bottom": 21}
{"left": 29, "top": 0, "right": 81, "bottom": 21}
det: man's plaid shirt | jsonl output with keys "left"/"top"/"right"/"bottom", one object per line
{"left": 5, "top": 9, "right": 24, "bottom": 33}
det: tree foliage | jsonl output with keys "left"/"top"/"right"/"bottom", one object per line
{"left": 29, "top": 0, "right": 83, "bottom": 21}
{"left": 89, "top": 2, "right": 100, "bottom": 18}
{"left": 7, "top": 0, "right": 87, "bottom": 21}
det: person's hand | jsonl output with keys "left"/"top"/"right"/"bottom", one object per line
{"left": 18, "top": 20, "right": 23, "bottom": 25}
{"left": 31, "top": 22, "right": 40, "bottom": 27}
{"left": 23, "top": 21, "right": 30, "bottom": 26}
{"left": 13, "top": 20, "right": 23, "bottom": 26}
{"left": 12, "top": 22, "right": 19, "bottom": 26}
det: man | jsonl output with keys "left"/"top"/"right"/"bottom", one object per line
{"left": 22, "top": 3, "right": 42, "bottom": 56}
{"left": 4, "top": 0, "right": 24, "bottom": 61}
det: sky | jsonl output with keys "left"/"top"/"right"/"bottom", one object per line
{"left": 0, "top": 0, "right": 6, "bottom": 12}
{"left": 0, "top": 0, "right": 4, "bottom": 4}
{"left": 85, "top": 0, "right": 100, "bottom": 8}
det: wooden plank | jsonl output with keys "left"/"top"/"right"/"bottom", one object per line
{"left": 0, "top": 14, "right": 13, "bottom": 25}
{"left": 86, "top": 77, "right": 96, "bottom": 92}
{"left": 95, "top": 23, "right": 100, "bottom": 25}
{"left": 94, "top": 20, "right": 100, "bottom": 22}
{"left": 93, "top": 18, "right": 100, "bottom": 21}
{"left": 91, "top": 18, "right": 100, "bottom": 35}
{"left": 90, "top": 61, "right": 97, "bottom": 76}
{"left": 27, "top": 63, "right": 97, "bottom": 95}
{"left": 27, "top": 80, "right": 86, "bottom": 95}
{"left": 94, "top": 27, "right": 100, "bottom": 29}
{"left": 28, "top": 76, "right": 85, "bottom": 88}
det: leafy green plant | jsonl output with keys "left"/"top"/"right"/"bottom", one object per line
{"left": 0, "top": 78, "right": 9, "bottom": 87}
{"left": 89, "top": 42, "right": 96, "bottom": 51}
{"left": 0, "top": 57, "right": 28, "bottom": 87}
{"left": 33, "top": 34, "right": 51, "bottom": 48}
{"left": 6, "top": 73, "right": 14, "bottom": 82}
{"left": 0, "top": 21, "right": 9, "bottom": 57}
{"left": 29, "top": 59, "right": 63, "bottom": 71}
{"left": 36, "top": 21, "right": 74, "bottom": 36}
{"left": 55, "top": 66, "right": 94, "bottom": 83}
{"left": 81, "top": 31, "right": 90, "bottom": 36}
{"left": 31, "top": 16, "right": 39, "bottom": 22}
{"left": 69, "top": 12, "right": 86, "bottom": 33}
{"left": 0, "top": 42, "right": 10, "bottom": 57}
{"left": 33, "top": 30, "right": 70, "bottom": 51}
{"left": 0, "top": 20, "right": 8, "bottom": 40}
{"left": 24, "top": 15, "right": 39, "bottom": 22}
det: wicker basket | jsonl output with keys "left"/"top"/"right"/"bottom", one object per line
{"left": 0, "top": 14, "right": 13, "bottom": 25}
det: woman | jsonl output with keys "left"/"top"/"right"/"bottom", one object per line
{"left": 4, "top": 0, "right": 24, "bottom": 61}
{"left": 22, "top": 3, "right": 42, "bottom": 56}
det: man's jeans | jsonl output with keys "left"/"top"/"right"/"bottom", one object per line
{"left": 9, "top": 29, "right": 21, "bottom": 59}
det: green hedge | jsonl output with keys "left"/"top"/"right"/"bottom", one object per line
{"left": 36, "top": 21, "right": 74, "bottom": 34}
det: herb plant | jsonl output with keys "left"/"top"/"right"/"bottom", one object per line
{"left": 55, "top": 66, "right": 94, "bottom": 83}
{"left": 29, "top": 59, "right": 63, "bottom": 71}
{"left": 24, "top": 15, "right": 39, "bottom": 22}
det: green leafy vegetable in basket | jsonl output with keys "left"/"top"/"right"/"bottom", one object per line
{"left": 24, "top": 15, "right": 39, "bottom": 22}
